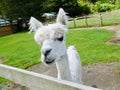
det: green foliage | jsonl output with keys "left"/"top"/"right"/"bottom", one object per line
{"left": 0, "top": 0, "right": 9, "bottom": 16}
{"left": 115, "top": 0, "right": 120, "bottom": 9}
{"left": 116, "top": 67, "right": 120, "bottom": 74}
{"left": 43, "top": 0, "right": 90, "bottom": 16}
{"left": 77, "top": 0, "right": 91, "bottom": 15}
{"left": 0, "top": 0, "right": 91, "bottom": 18}
{"left": 0, "top": 0, "right": 117, "bottom": 20}
{"left": 0, "top": 0, "right": 45, "bottom": 19}
{"left": 88, "top": 0, "right": 115, "bottom": 4}
{"left": 94, "top": 2, "right": 115, "bottom": 12}
{"left": 87, "top": 0, "right": 98, "bottom": 4}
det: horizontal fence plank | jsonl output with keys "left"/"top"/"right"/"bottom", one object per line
{"left": 0, "top": 64, "right": 101, "bottom": 90}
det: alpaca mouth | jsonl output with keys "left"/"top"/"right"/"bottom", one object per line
{"left": 45, "top": 59, "right": 55, "bottom": 64}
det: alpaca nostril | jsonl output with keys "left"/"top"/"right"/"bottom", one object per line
{"left": 44, "top": 49, "right": 52, "bottom": 56}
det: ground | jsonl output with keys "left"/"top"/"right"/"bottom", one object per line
{"left": 31, "top": 62, "right": 120, "bottom": 90}
{"left": 1, "top": 25, "right": 120, "bottom": 90}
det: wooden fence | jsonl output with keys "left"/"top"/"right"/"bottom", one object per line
{"left": 0, "top": 64, "right": 101, "bottom": 90}
{"left": 69, "top": 11, "right": 120, "bottom": 28}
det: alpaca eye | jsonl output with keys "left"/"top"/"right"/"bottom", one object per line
{"left": 57, "top": 36, "right": 63, "bottom": 41}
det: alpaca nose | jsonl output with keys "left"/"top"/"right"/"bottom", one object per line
{"left": 44, "top": 49, "right": 52, "bottom": 57}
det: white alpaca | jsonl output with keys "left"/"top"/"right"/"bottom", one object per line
{"left": 29, "top": 8, "right": 82, "bottom": 84}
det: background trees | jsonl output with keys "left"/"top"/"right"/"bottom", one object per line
{"left": 0, "top": 0, "right": 45, "bottom": 19}
{"left": 0, "top": 0, "right": 119, "bottom": 19}
{"left": 40, "top": 0, "right": 89, "bottom": 16}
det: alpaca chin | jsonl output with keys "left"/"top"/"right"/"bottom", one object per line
{"left": 41, "top": 54, "right": 55, "bottom": 65}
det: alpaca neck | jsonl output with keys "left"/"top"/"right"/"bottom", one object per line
{"left": 55, "top": 54, "right": 71, "bottom": 81}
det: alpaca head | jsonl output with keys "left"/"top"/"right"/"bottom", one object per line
{"left": 29, "top": 8, "right": 68, "bottom": 65}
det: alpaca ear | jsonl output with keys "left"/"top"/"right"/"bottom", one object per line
{"left": 29, "top": 17, "right": 43, "bottom": 33}
{"left": 56, "top": 8, "right": 67, "bottom": 25}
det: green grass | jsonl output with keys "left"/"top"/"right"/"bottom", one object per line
{"left": 1, "top": 30, "right": 120, "bottom": 66}
{"left": 116, "top": 67, "right": 120, "bottom": 74}
{"left": 0, "top": 32, "right": 40, "bottom": 69}
{"left": 66, "top": 29, "right": 120, "bottom": 64}
{"left": 68, "top": 9, "right": 120, "bottom": 28}
{"left": 1, "top": 29, "right": 120, "bottom": 83}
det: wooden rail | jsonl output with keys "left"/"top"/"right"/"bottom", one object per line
{"left": 0, "top": 64, "right": 102, "bottom": 90}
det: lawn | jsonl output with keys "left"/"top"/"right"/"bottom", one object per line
{"left": 1, "top": 29, "right": 120, "bottom": 83}
{"left": 0, "top": 29, "right": 120, "bottom": 67}
{"left": 67, "top": 30, "right": 120, "bottom": 64}
{"left": 68, "top": 9, "right": 120, "bottom": 28}
{"left": 0, "top": 32, "right": 40, "bottom": 69}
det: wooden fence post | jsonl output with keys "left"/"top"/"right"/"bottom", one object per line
{"left": 85, "top": 15, "right": 88, "bottom": 27}
{"left": 73, "top": 18, "right": 76, "bottom": 28}
{"left": 99, "top": 13, "right": 103, "bottom": 26}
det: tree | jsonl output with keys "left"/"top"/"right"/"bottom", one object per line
{"left": 0, "top": 0, "right": 10, "bottom": 17}
{"left": 85, "top": 0, "right": 98, "bottom": 4}
{"left": 42, "top": 0, "right": 91, "bottom": 16}
{"left": 0, "top": 0, "right": 91, "bottom": 19}
{"left": 0, "top": 0, "right": 45, "bottom": 19}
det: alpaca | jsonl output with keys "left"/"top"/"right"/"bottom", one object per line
{"left": 29, "top": 8, "right": 82, "bottom": 84}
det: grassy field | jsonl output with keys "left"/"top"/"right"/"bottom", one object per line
{"left": 1, "top": 29, "right": 120, "bottom": 83}
{"left": 0, "top": 29, "right": 120, "bottom": 67}
{"left": 0, "top": 32, "right": 40, "bottom": 69}
{"left": 67, "top": 29, "right": 120, "bottom": 64}
{"left": 68, "top": 9, "right": 120, "bottom": 28}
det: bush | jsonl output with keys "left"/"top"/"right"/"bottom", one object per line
{"left": 115, "top": 0, "right": 120, "bottom": 9}
{"left": 76, "top": 1, "right": 91, "bottom": 15}
{"left": 94, "top": 2, "right": 115, "bottom": 12}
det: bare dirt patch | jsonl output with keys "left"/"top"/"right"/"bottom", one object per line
{"left": 31, "top": 62, "right": 120, "bottom": 90}
{"left": 108, "top": 39, "right": 120, "bottom": 44}
{"left": 0, "top": 59, "right": 7, "bottom": 63}
{"left": 105, "top": 25, "right": 120, "bottom": 44}
{"left": 83, "top": 62, "right": 120, "bottom": 90}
